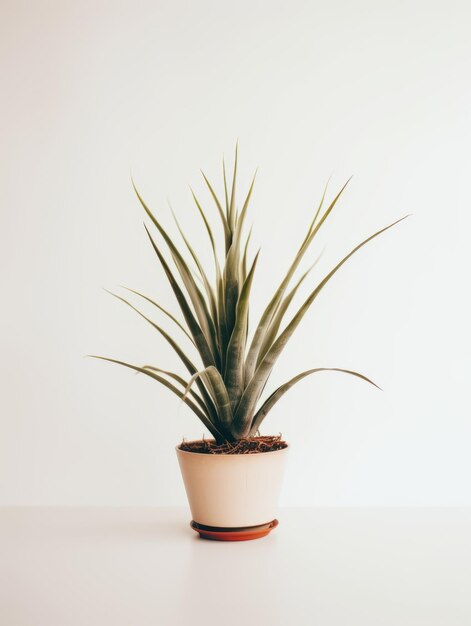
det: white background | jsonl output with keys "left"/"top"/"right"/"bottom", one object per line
{"left": 1, "top": 0, "right": 470, "bottom": 507}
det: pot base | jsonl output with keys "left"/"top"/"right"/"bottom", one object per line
{"left": 190, "top": 519, "right": 279, "bottom": 541}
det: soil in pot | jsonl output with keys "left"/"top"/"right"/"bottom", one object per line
{"left": 179, "top": 435, "right": 288, "bottom": 455}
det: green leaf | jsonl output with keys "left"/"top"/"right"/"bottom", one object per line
{"left": 217, "top": 270, "right": 229, "bottom": 373}
{"left": 222, "top": 158, "right": 229, "bottom": 219}
{"left": 228, "top": 142, "right": 238, "bottom": 232}
{"left": 241, "top": 226, "right": 253, "bottom": 284}
{"left": 89, "top": 355, "right": 224, "bottom": 441}
{"left": 250, "top": 367, "right": 381, "bottom": 434}
{"left": 201, "top": 170, "right": 231, "bottom": 252}
{"left": 224, "top": 252, "right": 260, "bottom": 411}
{"left": 298, "top": 177, "right": 330, "bottom": 251}
{"left": 170, "top": 208, "right": 220, "bottom": 358}
{"left": 143, "top": 224, "right": 217, "bottom": 368}
{"left": 190, "top": 187, "right": 221, "bottom": 275}
{"left": 132, "top": 180, "right": 218, "bottom": 361}
{"left": 121, "top": 287, "right": 195, "bottom": 346}
{"left": 223, "top": 170, "right": 257, "bottom": 338}
{"left": 255, "top": 259, "right": 319, "bottom": 368}
{"left": 105, "top": 289, "right": 219, "bottom": 425}
{"left": 141, "top": 365, "right": 209, "bottom": 415}
{"left": 244, "top": 178, "right": 351, "bottom": 385}
{"left": 234, "top": 215, "right": 408, "bottom": 437}
{"left": 183, "top": 366, "right": 234, "bottom": 436}
{"left": 233, "top": 170, "right": 257, "bottom": 249}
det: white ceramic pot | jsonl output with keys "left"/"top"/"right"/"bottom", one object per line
{"left": 176, "top": 442, "right": 288, "bottom": 528}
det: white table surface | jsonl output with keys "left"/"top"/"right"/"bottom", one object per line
{"left": 1, "top": 507, "right": 470, "bottom": 626}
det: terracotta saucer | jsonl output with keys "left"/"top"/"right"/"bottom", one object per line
{"left": 190, "top": 519, "right": 279, "bottom": 541}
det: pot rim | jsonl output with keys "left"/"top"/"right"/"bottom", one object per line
{"left": 175, "top": 438, "right": 289, "bottom": 457}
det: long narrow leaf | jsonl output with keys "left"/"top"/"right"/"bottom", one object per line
{"left": 255, "top": 261, "right": 318, "bottom": 368}
{"left": 122, "top": 287, "right": 195, "bottom": 346}
{"left": 106, "top": 289, "right": 219, "bottom": 424}
{"left": 241, "top": 226, "right": 253, "bottom": 284}
{"left": 132, "top": 180, "right": 218, "bottom": 359}
{"left": 90, "top": 356, "right": 224, "bottom": 441}
{"left": 222, "top": 158, "right": 229, "bottom": 218}
{"left": 201, "top": 171, "right": 231, "bottom": 252}
{"left": 228, "top": 143, "right": 238, "bottom": 231}
{"left": 190, "top": 187, "right": 221, "bottom": 277}
{"left": 224, "top": 252, "right": 260, "bottom": 410}
{"left": 298, "top": 177, "right": 330, "bottom": 251}
{"left": 234, "top": 215, "right": 408, "bottom": 436}
{"left": 217, "top": 270, "right": 229, "bottom": 372}
{"left": 244, "top": 178, "right": 351, "bottom": 384}
{"left": 223, "top": 170, "right": 257, "bottom": 337}
{"left": 250, "top": 367, "right": 380, "bottom": 434}
{"left": 170, "top": 208, "right": 220, "bottom": 347}
{"left": 143, "top": 224, "right": 217, "bottom": 368}
{"left": 183, "top": 366, "right": 233, "bottom": 435}
{"left": 142, "top": 365, "right": 209, "bottom": 414}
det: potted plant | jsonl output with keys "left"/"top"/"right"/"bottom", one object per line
{"left": 93, "top": 148, "right": 406, "bottom": 541}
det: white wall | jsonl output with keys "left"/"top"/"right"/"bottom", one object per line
{"left": 1, "top": 0, "right": 470, "bottom": 506}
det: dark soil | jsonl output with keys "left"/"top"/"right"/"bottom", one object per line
{"left": 179, "top": 435, "right": 288, "bottom": 455}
